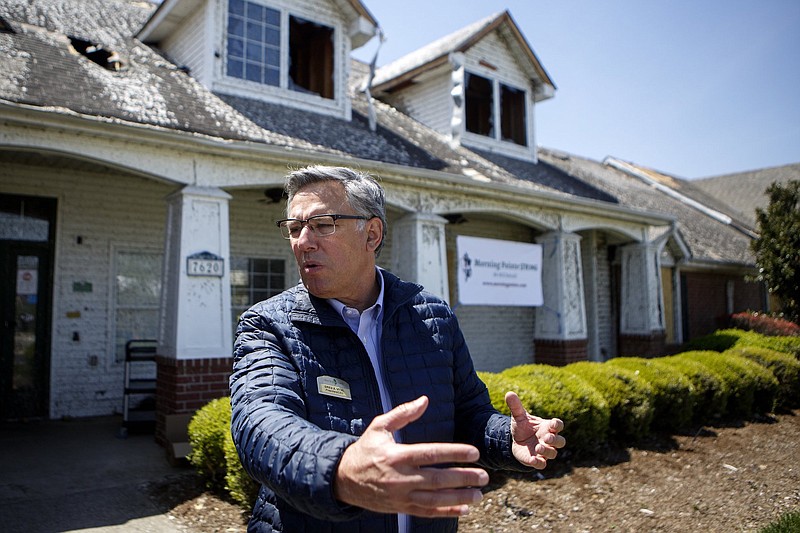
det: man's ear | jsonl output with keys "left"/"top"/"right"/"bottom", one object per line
{"left": 365, "top": 218, "right": 383, "bottom": 252}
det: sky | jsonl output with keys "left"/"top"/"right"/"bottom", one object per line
{"left": 351, "top": 1, "right": 800, "bottom": 180}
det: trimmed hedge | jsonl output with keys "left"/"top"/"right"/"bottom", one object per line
{"left": 605, "top": 357, "right": 697, "bottom": 432}
{"left": 723, "top": 346, "right": 800, "bottom": 411}
{"left": 659, "top": 351, "right": 729, "bottom": 425}
{"left": 687, "top": 328, "right": 800, "bottom": 358}
{"left": 223, "top": 428, "right": 260, "bottom": 507}
{"left": 561, "top": 361, "right": 654, "bottom": 441}
{"left": 499, "top": 364, "right": 610, "bottom": 453}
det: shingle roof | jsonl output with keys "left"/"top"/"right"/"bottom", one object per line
{"left": 0, "top": 0, "right": 286, "bottom": 143}
{"left": 537, "top": 149, "right": 757, "bottom": 266}
{"left": 371, "top": 10, "right": 554, "bottom": 97}
{"left": 692, "top": 163, "right": 800, "bottom": 227}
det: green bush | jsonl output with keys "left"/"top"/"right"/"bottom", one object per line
{"left": 687, "top": 328, "right": 800, "bottom": 358}
{"left": 676, "top": 352, "right": 778, "bottom": 418}
{"left": 724, "top": 346, "right": 800, "bottom": 410}
{"left": 499, "top": 364, "right": 610, "bottom": 454}
{"left": 561, "top": 361, "right": 654, "bottom": 441}
{"left": 660, "top": 352, "right": 729, "bottom": 425}
{"left": 188, "top": 397, "right": 232, "bottom": 490}
{"left": 223, "top": 429, "right": 259, "bottom": 508}
{"left": 605, "top": 357, "right": 696, "bottom": 432}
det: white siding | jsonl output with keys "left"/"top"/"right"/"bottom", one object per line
{"left": 2, "top": 163, "right": 172, "bottom": 418}
{"left": 384, "top": 69, "right": 453, "bottom": 135}
{"left": 161, "top": 2, "right": 210, "bottom": 84}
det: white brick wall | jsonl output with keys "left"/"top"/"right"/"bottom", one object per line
{"left": 2, "top": 162, "right": 172, "bottom": 418}
{"left": 445, "top": 214, "right": 537, "bottom": 372}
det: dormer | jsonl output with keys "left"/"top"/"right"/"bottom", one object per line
{"left": 138, "top": 0, "right": 377, "bottom": 120}
{"left": 371, "top": 11, "right": 555, "bottom": 162}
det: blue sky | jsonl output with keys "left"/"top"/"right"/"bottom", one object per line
{"left": 351, "top": 1, "right": 800, "bottom": 179}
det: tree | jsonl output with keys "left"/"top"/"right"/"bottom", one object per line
{"left": 751, "top": 180, "right": 800, "bottom": 323}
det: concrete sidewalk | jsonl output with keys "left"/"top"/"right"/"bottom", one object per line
{"left": 0, "top": 416, "right": 190, "bottom": 533}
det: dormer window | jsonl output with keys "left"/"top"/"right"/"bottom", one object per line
{"left": 226, "top": 0, "right": 335, "bottom": 99}
{"left": 465, "top": 71, "right": 527, "bottom": 146}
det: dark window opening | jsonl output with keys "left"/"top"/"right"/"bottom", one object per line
{"left": 500, "top": 83, "right": 527, "bottom": 146}
{"left": 289, "top": 16, "right": 334, "bottom": 99}
{"left": 69, "top": 37, "right": 124, "bottom": 71}
{"left": 465, "top": 72, "right": 493, "bottom": 137}
{"left": 0, "top": 16, "right": 14, "bottom": 33}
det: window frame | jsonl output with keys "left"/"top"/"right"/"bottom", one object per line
{"left": 110, "top": 247, "right": 163, "bottom": 364}
{"left": 230, "top": 256, "right": 286, "bottom": 326}
{"left": 463, "top": 70, "right": 529, "bottom": 148}
{"left": 223, "top": 0, "right": 338, "bottom": 102}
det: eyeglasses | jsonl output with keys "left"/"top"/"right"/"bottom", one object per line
{"left": 275, "top": 213, "right": 369, "bottom": 240}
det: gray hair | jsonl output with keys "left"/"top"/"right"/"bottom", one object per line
{"left": 284, "top": 166, "right": 387, "bottom": 255}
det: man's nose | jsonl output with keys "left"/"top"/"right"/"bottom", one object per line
{"left": 295, "top": 224, "right": 318, "bottom": 248}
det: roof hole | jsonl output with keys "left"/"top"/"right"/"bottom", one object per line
{"left": 69, "top": 36, "right": 124, "bottom": 71}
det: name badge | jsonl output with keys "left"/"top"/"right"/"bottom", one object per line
{"left": 317, "top": 376, "right": 352, "bottom": 401}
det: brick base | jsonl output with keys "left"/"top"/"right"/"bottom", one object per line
{"left": 155, "top": 356, "right": 232, "bottom": 447}
{"left": 534, "top": 338, "right": 588, "bottom": 366}
{"left": 618, "top": 332, "right": 667, "bottom": 358}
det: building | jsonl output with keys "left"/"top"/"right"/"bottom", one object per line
{"left": 0, "top": 0, "right": 773, "bottom": 437}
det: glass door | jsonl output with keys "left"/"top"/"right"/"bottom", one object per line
{"left": 0, "top": 194, "right": 56, "bottom": 420}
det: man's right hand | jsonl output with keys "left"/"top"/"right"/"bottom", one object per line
{"left": 333, "top": 395, "right": 489, "bottom": 517}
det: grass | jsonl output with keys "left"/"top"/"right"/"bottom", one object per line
{"left": 760, "top": 511, "right": 800, "bottom": 533}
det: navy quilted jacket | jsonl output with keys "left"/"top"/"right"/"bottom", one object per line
{"left": 230, "top": 269, "right": 526, "bottom": 532}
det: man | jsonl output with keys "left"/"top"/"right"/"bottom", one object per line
{"left": 230, "top": 166, "right": 565, "bottom": 532}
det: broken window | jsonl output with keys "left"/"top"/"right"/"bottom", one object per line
{"left": 289, "top": 16, "right": 334, "bottom": 99}
{"left": 501, "top": 83, "right": 527, "bottom": 146}
{"left": 465, "top": 71, "right": 528, "bottom": 147}
{"left": 69, "top": 37, "right": 124, "bottom": 71}
{"left": 226, "top": 1, "right": 335, "bottom": 100}
{"left": 465, "top": 72, "right": 493, "bottom": 137}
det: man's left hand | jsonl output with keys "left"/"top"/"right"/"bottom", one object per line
{"left": 505, "top": 391, "right": 566, "bottom": 469}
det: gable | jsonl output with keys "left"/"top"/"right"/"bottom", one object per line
{"left": 139, "top": 0, "right": 377, "bottom": 120}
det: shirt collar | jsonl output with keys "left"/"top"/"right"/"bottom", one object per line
{"left": 328, "top": 267, "right": 385, "bottom": 319}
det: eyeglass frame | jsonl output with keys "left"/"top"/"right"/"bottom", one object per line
{"left": 275, "top": 213, "right": 370, "bottom": 240}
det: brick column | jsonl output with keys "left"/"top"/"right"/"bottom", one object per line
{"left": 618, "top": 242, "right": 666, "bottom": 357}
{"left": 155, "top": 186, "right": 233, "bottom": 447}
{"left": 534, "top": 232, "right": 588, "bottom": 365}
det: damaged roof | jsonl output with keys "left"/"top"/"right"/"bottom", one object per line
{"left": 371, "top": 10, "right": 555, "bottom": 100}
{"left": 692, "top": 163, "right": 800, "bottom": 227}
{"left": 0, "top": 0, "right": 764, "bottom": 270}
{"left": 537, "top": 149, "right": 758, "bottom": 266}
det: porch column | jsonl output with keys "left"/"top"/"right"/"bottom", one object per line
{"left": 534, "top": 231, "right": 588, "bottom": 365}
{"left": 618, "top": 242, "right": 666, "bottom": 356}
{"left": 390, "top": 212, "right": 449, "bottom": 300}
{"left": 155, "top": 185, "right": 233, "bottom": 450}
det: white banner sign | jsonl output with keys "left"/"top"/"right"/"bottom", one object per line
{"left": 456, "top": 236, "right": 543, "bottom": 306}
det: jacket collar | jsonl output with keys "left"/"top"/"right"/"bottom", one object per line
{"left": 288, "top": 268, "right": 423, "bottom": 326}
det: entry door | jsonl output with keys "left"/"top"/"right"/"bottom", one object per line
{"left": 0, "top": 195, "right": 56, "bottom": 420}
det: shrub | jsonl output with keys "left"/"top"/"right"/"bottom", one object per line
{"left": 730, "top": 311, "right": 800, "bottom": 337}
{"left": 188, "top": 397, "right": 232, "bottom": 490}
{"left": 605, "top": 357, "right": 696, "bottom": 432}
{"left": 561, "top": 361, "right": 654, "bottom": 441}
{"left": 686, "top": 328, "right": 800, "bottom": 358}
{"left": 660, "top": 352, "right": 729, "bottom": 425}
{"left": 723, "top": 346, "right": 800, "bottom": 411}
{"left": 223, "top": 429, "right": 259, "bottom": 508}
{"left": 677, "top": 352, "right": 778, "bottom": 418}
{"left": 499, "top": 364, "right": 610, "bottom": 454}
